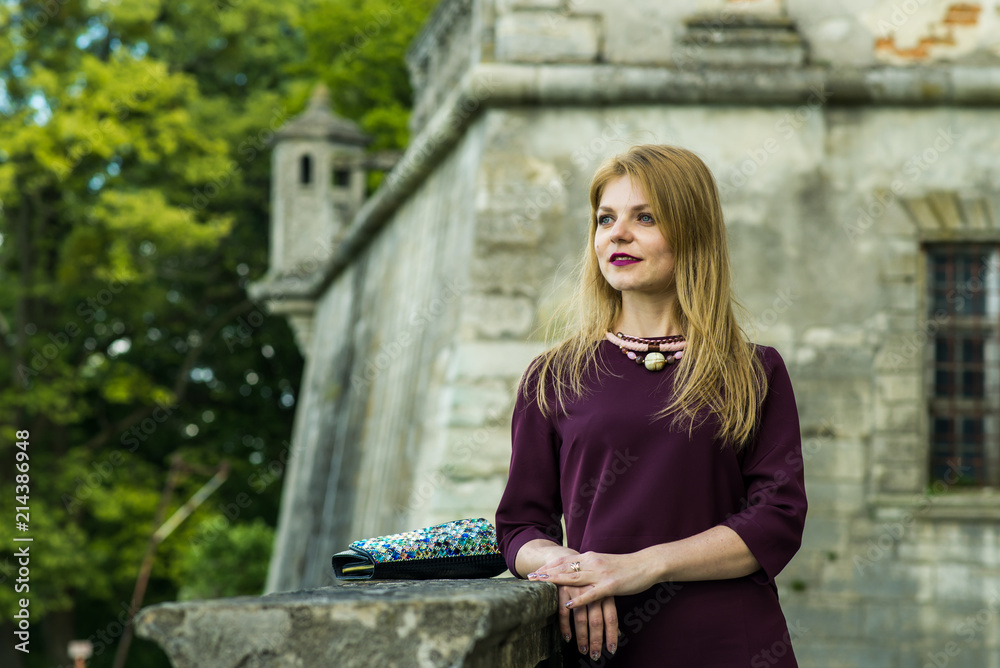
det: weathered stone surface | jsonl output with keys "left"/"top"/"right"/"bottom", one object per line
{"left": 450, "top": 341, "right": 546, "bottom": 381}
{"left": 495, "top": 12, "right": 601, "bottom": 64}
{"left": 871, "top": 433, "right": 922, "bottom": 461}
{"left": 784, "top": 599, "right": 863, "bottom": 639}
{"left": 874, "top": 373, "right": 921, "bottom": 403}
{"left": 680, "top": 16, "right": 807, "bottom": 68}
{"left": 406, "top": 0, "right": 475, "bottom": 135}
{"left": 136, "top": 580, "right": 560, "bottom": 668}
{"left": 443, "top": 427, "right": 516, "bottom": 480}
{"left": 475, "top": 153, "right": 568, "bottom": 249}
{"left": 458, "top": 295, "right": 537, "bottom": 340}
{"left": 794, "top": 641, "right": 897, "bottom": 668}
{"left": 873, "top": 462, "right": 924, "bottom": 494}
{"left": 445, "top": 380, "right": 516, "bottom": 428}
{"left": 469, "top": 250, "right": 558, "bottom": 296}
{"left": 798, "top": 515, "right": 850, "bottom": 553}
{"left": 497, "top": 0, "right": 562, "bottom": 10}
{"left": 799, "top": 438, "right": 865, "bottom": 482}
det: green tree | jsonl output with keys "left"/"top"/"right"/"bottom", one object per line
{"left": 300, "top": 0, "right": 439, "bottom": 151}
{"left": 0, "top": 1, "right": 310, "bottom": 665}
{"left": 171, "top": 517, "right": 275, "bottom": 601}
{"left": 0, "top": 0, "right": 438, "bottom": 665}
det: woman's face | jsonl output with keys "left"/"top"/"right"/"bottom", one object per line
{"left": 594, "top": 174, "right": 675, "bottom": 297}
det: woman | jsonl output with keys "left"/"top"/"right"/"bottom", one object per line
{"left": 495, "top": 145, "right": 807, "bottom": 666}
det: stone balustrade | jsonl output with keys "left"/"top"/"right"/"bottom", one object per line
{"left": 135, "top": 579, "right": 561, "bottom": 667}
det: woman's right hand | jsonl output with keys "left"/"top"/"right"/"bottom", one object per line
{"left": 515, "top": 540, "right": 619, "bottom": 658}
{"left": 558, "top": 585, "right": 619, "bottom": 661}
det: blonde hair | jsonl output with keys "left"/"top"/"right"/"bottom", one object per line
{"left": 524, "top": 144, "right": 766, "bottom": 448}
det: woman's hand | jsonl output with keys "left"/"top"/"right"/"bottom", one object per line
{"left": 514, "top": 539, "right": 580, "bottom": 580}
{"left": 515, "top": 540, "right": 619, "bottom": 656}
{"left": 527, "top": 551, "right": 658, "bottom": 609}
{"left": 528, "top": 552, "right": 649, "bottom": 659}
{"left": 556, "top": 584, "right": 618, "bottom": 660}
{"left": 522, "top": 529, "right": 761, "bottom": 658}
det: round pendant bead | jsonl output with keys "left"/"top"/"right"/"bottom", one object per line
{"left": 605, "top": 331, "right": 687, "bottom": 372}
{"left": 644, "top": 352, "right": 667, "bottom": 371}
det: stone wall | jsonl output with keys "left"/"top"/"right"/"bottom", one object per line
{"left": 407, "top": 0, "right": 1000, "bottom": 131}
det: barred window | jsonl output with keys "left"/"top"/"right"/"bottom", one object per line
{"left": 927, "top": 244, "right": 1000, "bottom": 487}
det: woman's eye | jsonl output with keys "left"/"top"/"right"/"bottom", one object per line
{"left": 597, "top": 215, "right": 613, "bottom": 226}
{"left": 639, "top": 213, "right": 654, "bottom": 223}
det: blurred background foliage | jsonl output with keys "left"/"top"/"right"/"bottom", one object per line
{"left": 0, "top": 0, "right": 436, "bottom": 665}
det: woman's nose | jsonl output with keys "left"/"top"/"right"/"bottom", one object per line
{"left": 609, "top": 217, "right": 632, "bottom": 242}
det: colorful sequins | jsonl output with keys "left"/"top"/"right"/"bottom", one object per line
{"left": 349, "top": 518, "right": 501, "bottom": 564}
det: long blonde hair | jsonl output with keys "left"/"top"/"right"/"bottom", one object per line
{"left": 525, "top": 144, "right": 766, "bottom": 448}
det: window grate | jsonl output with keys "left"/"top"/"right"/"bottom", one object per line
{"left": 926, "top": 244, "right": 1000, "bottom": 487}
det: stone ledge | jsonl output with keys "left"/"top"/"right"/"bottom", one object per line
{"left": 870, "top": 491, "right": 1000, "bottom": 521}
{"left": 136, "top": 579, "right": 560, "bottom": 668}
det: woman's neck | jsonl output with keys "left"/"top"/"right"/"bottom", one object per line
{"left": 614, "top": 292, "right": 681, "bottom": 338}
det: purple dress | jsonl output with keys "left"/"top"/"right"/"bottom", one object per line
{"left": 495, "top": 342, "right": 807, "bottom": 667}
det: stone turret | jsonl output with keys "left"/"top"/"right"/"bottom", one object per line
{"left": 270, "top": 85, "right": 370, "bottom": 275}
{"left": 259, "top": 85, "right": 370, "bottom": 354}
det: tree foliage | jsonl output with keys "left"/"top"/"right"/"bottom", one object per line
{"left": 0, "top": 0, "right": 436, "bottom": 665}
{"left": 301, "top": 0, "right": 439, "bottom": 151}
{"left": 172, "top": 517, "right": 275, "bottom": 601}
{"left": 0, "top": 0, "right": 311, "bottom": 665}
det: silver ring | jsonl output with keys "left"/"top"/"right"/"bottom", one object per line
{"left": 570, "top": 561, "right": 581, "bottom": 573}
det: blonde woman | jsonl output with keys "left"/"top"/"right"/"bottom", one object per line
{"left": 495, "top": 145, "right": 807, "bottom": 666}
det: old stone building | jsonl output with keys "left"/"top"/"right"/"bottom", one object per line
{"left": 250, "top": 0, "right": 1000, "bottom": 664}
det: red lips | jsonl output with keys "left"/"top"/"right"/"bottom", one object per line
{"left": 610, "top": 253, "right": 641, "bottom": 266}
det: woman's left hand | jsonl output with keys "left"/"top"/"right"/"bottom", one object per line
{"left": 527, "top": 551, "right": 658, "bottom": 610}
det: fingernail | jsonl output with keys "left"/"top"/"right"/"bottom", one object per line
{"left": 565, "top": 600, "right": 573, "bottom": 608}
{"left": 563, "top": 634, "right": 571, "bottom": 642}
{"left": 591, "top": 650, "right": 601, "bottom": 660}
{"left": 579, "top": 645, "right": 587, "bottom": 655}
{"left": 536, "top": 573, "right": 548, "bottom": 579}
{"left": 609, "top": 644, "right": 617, "bottom": 655}
{"left": 527, "top": 572, "right": 536, "bottom": 579}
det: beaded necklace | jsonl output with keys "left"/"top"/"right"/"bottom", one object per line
{"left": 605, "top": 331, "right": 686, "bottom": 372}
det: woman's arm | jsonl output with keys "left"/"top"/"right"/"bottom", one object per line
{"left": 643, "top": 524, "right": 760, "bottom": 581}
{"left": 514, "top": 538, "right": 580, "bottom": 578}
{"left": 495, "top": 369, "right": 567, "bottom": 574}
{"left": 497, "top": 373, "right": 620, "bottom": 659}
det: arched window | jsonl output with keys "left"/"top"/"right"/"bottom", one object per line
{"left": 333, "top": 169, "right": 351, "bottom": 187}
{"left": 299, "top": 154, "right": 312, "bottom": 185}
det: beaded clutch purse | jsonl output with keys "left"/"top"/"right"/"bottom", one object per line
{"left": 331, "top": 518, "right": 508, "bottom": 580}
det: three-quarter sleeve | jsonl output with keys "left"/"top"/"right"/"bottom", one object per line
{"left": 495, "top": 368, "right": 564, "bottom": 577}
{"left": 719, "top": 347, "right": 807, "bottom": 583}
